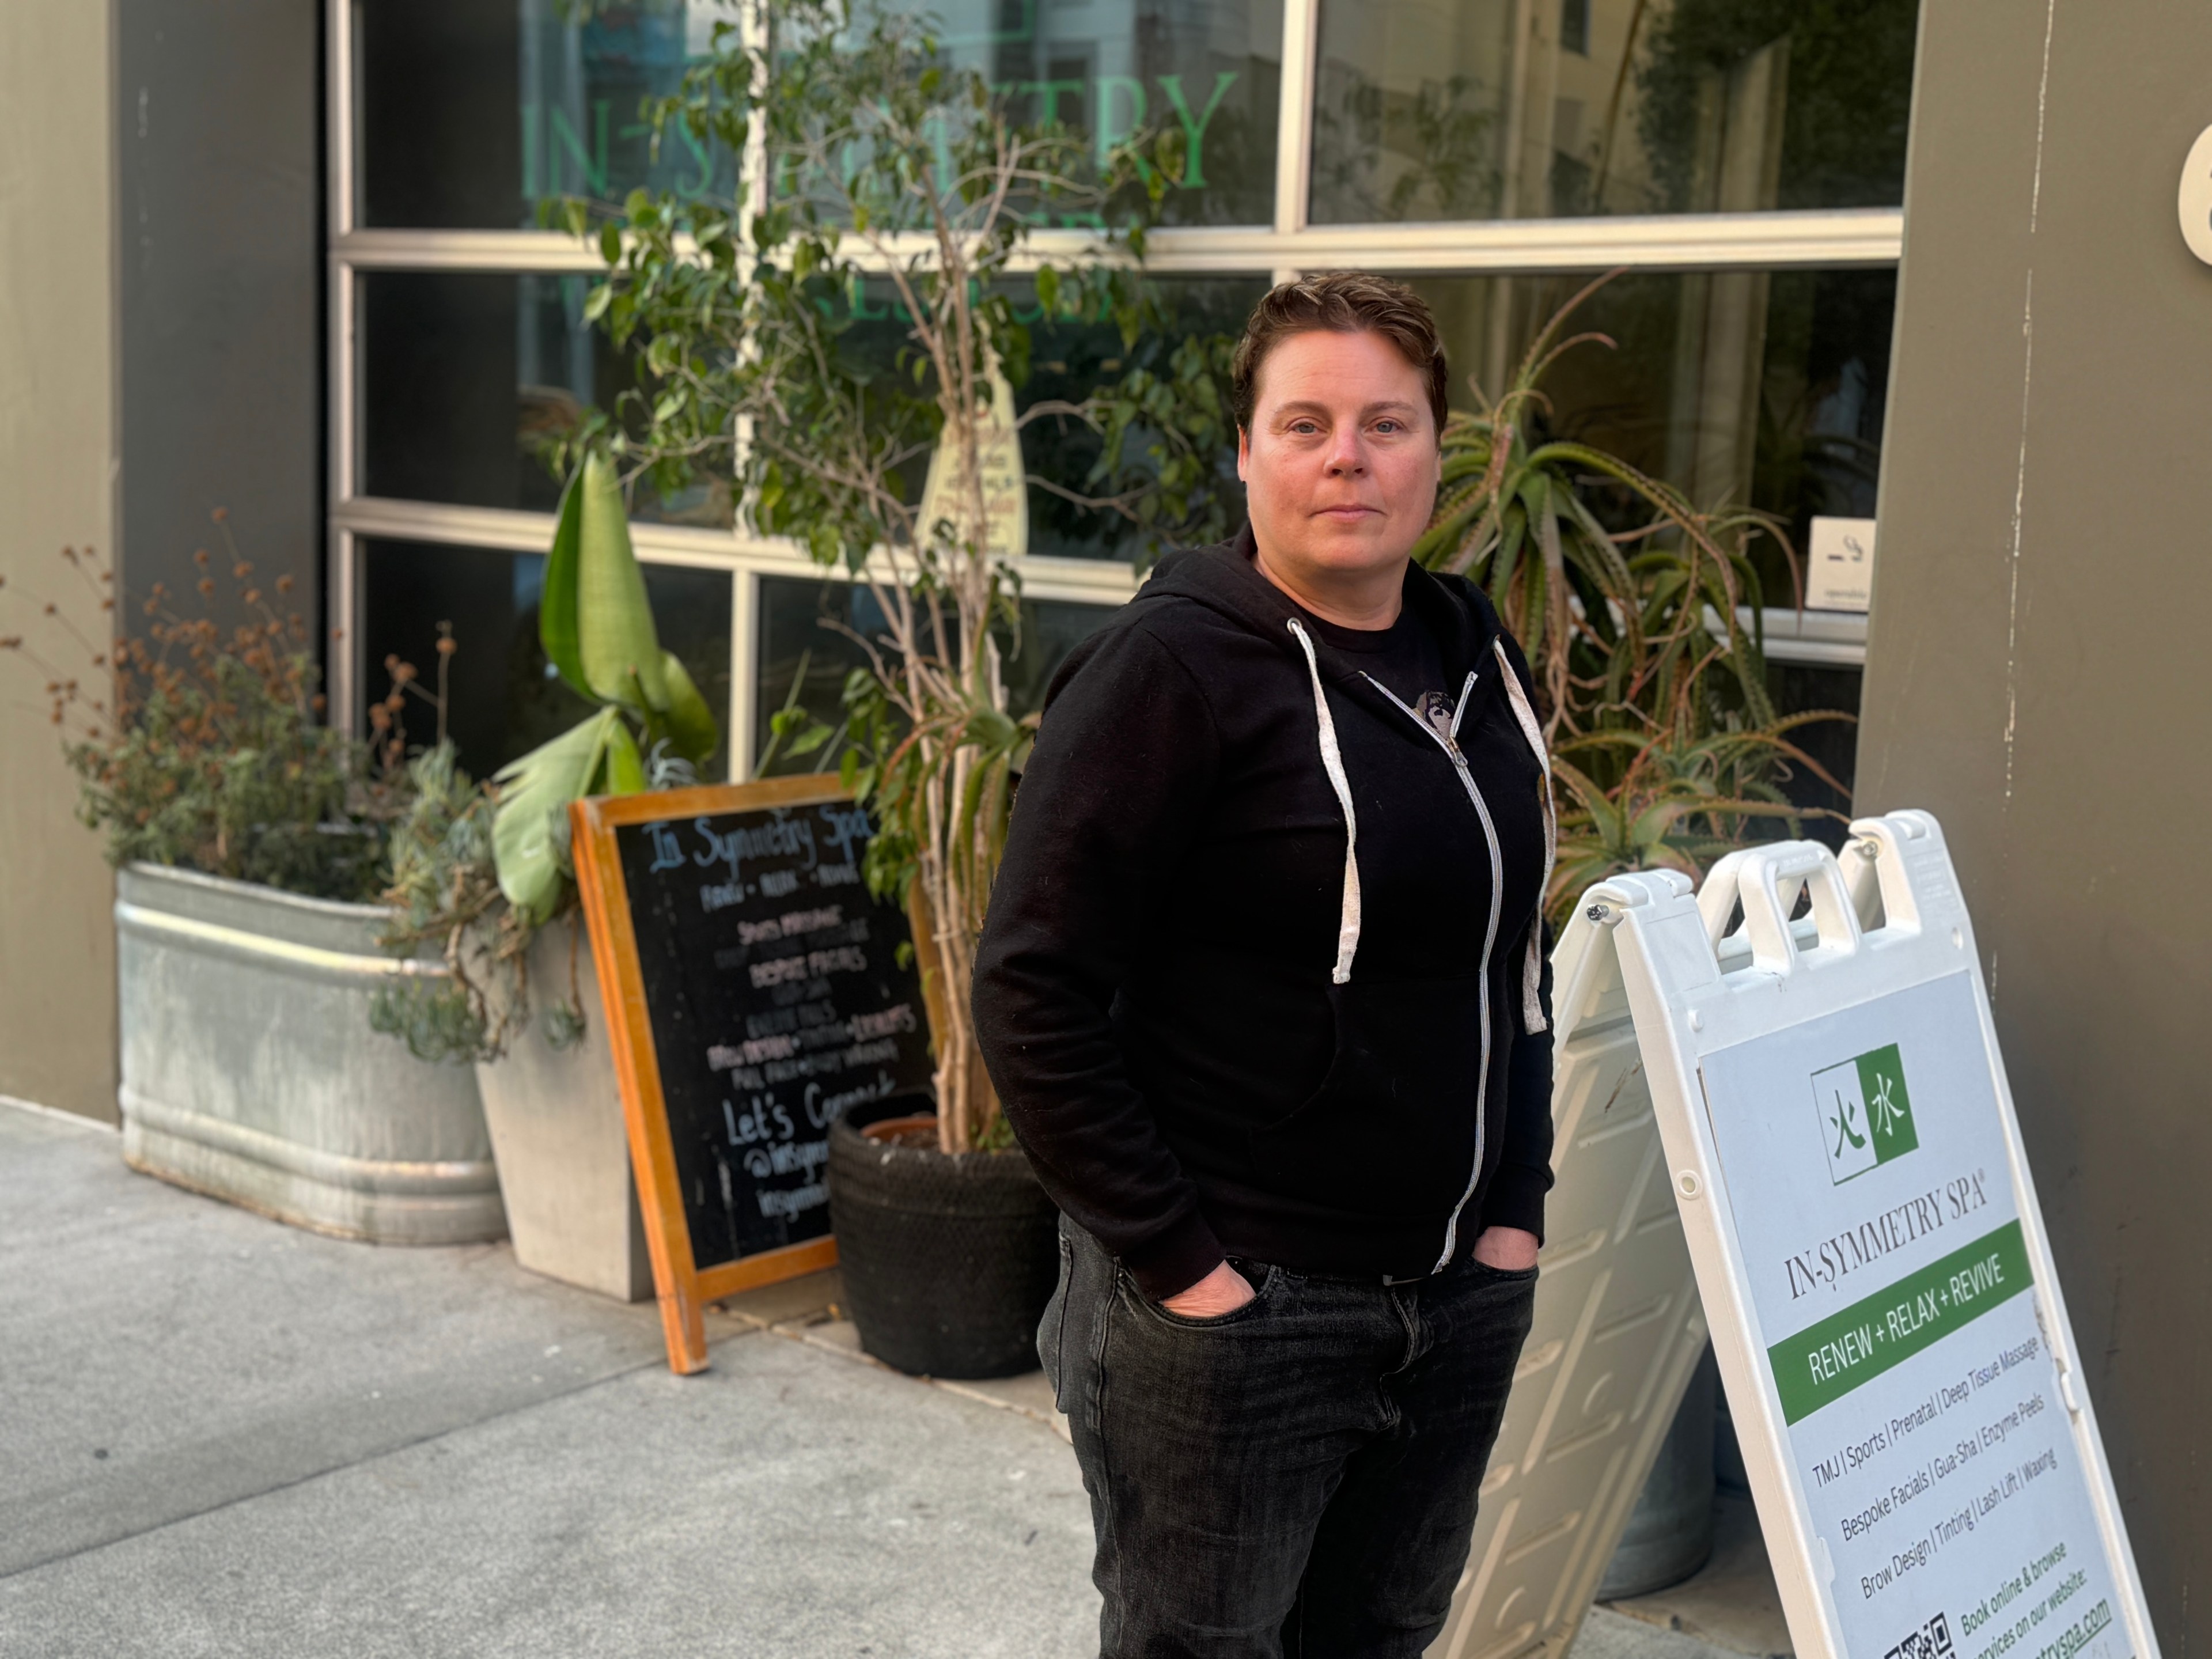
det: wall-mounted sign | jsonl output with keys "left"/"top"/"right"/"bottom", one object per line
{"left": 2178, "top": 124, "right": 2212, "bottom": 264}
{"left": 1807, "top": 516, "right": 1878, "bottom": 612}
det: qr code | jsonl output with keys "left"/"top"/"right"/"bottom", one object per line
{"left": 1886, "top": 1612, "right": 1955, "bottom": 1659}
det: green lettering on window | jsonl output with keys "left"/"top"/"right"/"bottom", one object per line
{"left": 1157, "top": 72, "right": 1237, "bottom": 190}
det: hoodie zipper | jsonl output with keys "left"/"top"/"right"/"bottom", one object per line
{"left": 1362, "top": 668, "right": 1505, "bottom": 1274}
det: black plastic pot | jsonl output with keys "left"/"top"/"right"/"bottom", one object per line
{"left": 827, "top": 1099, "right": 1060, "bottom": 1378}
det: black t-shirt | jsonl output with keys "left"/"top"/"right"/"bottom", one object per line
{"left": 1302, "top": 603, "right": 1450, "bottom": 716}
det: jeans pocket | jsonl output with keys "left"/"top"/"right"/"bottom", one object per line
{"left": 1468, "top": 1259, "right": 1539, "bottom": 1285}
{"left": 1120, "top": 1262, "right": 1281, "bottom": 1332}
{"left": 1039, "top": 1230, "right": 1073, "bottom": 1409}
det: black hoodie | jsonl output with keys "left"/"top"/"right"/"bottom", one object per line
{"left": 972, "top": 525, "right": 1556, "bottom": 1300}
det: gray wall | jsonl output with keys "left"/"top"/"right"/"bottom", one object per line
{"left": 1859, "top": 2, "right": 2212, "bottom": 1642}
{"left": 0, "top": 2, "right": 121, "bottom": 1122}
{"left": 116, "top": 0, "right": 323, "bottom": 630}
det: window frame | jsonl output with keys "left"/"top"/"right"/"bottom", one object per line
{"left": 325, "top": 0, "right": 1891, "bottom": 764}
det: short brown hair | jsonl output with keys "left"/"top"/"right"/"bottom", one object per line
{"left": 1230, "top": 273, "right": 1449, "bottom": 440}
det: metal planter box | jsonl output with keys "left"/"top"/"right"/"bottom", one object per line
{"left": 116, "top": 862, "right": 505, "bottom": 1245}
{"left": 472, "top": 929, "right": 653, "bottom": 1302}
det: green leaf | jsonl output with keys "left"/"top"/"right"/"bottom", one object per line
{"left": 572, "top": 451, "right": 671, "bottom": 709}
{"left": 600, "top": 717, "right": 647, "bottom": 794}
{"left": 490, "top": 708, "right": 624, "bottom": 923}
{"left": 540, "top": 468, "right": 590, "bottom": 699}
{"left": 651, "top": 647, "right": 721, "bottom": 764}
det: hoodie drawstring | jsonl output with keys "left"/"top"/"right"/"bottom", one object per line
{"left": 1285, "top": 618, "right": 1555, "bottom": 1034}
{"left": 1286, "top": 619, "right": 1363, "bottom": 984}
{"left": 1493, "top": 640, "right": 1556, "bottom": 1036}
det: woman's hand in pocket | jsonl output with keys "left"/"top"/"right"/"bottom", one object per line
{"left": 1473, "top": 1226, "right": 1539, "bottom": 1271}
{"left": 1160, "top": 1260, "right": 1256, "bottom": 1320}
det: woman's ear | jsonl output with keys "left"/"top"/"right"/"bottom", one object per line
{"left": 1236, "top": 425, "right": 1251, "bottom": 484}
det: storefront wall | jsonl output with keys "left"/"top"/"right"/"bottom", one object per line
{"left": 1857, "top": 2, "right": 2212, "bottom": 1642}
{"left": 0, "top": 2, "right": 119, "bottom": 1123}
{"left": 327, "top": 0, "right": 1916, "bottom": 786}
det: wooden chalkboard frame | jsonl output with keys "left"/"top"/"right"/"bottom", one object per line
{"left": 572, "top": 774, "right": 874, "bottom": 1374}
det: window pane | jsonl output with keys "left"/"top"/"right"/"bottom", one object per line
{"left": 357, "top": 271, "right": 731, "bottom": 527}
{"left": 1019, "top": 277, "right": 1264, "bottom": 560}
{"left": 1403, "top": 267, "right": 1893, "bottom": 591}
{"left": 799, "top": 275, "right": 1263, "bottom": 562}
{"left": 925, "top": 0, "right": 1284, "bottom": 228}
{"left": 354, "top": 0, "right": 742, "bottom": 229}
{"left": 752, "top": 577, "right": 1117, "bottom": 777}
{"left": 359, "top": 539, "right": 732, "bottom": 783}
{"left": 1311, "top": 0, "right": 1918, "bottom": 224}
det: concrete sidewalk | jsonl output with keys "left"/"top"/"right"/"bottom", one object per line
{"left": 0, "top": 1100, "right": 1751, "bottom": 1658}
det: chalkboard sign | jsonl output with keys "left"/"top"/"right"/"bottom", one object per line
{"left": 571, "top": 777, "right": 934, "bottom": 1373}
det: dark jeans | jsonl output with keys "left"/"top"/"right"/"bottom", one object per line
{"left": 1040, "top": 1219, "right": 1537, "bottom": 1659}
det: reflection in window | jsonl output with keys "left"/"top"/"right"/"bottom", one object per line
{"left": 775, "top": 275, "right": 1262, "bottom": 562}
{"left": 753, "top": 577, "right": 1117, "bottom": 777}
{"left": 1402, "top": 267, "right": 1894, "bottom": 597}
{"left": 354, "top": 0, "right": 741, "bottom": 229}
{"left": 1310, "top": 0, "right": 1917, "bottom": 224}
{"left": 359, "top": 540, "right": 732, "bottom": 782}
{"left": 358, "top": 272, "right": 732, "bottom": 527}
{"left": 927, "top": 0, "right": 1284, "bottom": 227}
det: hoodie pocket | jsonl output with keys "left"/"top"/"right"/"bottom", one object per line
{"left": 1247, "top": 976, "right": 1488, "bottom": 1216}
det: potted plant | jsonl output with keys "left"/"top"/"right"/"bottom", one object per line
{"left": 561, "top": 0, "right": 1233, "bottom": 1374}
{"left": 1411, "top": 272, "right": 1854, "bottom": 928}
{"left": 370, "top": 452, "right": 719, "bottom": 1301}
{"left": 1, "top": 525, "right": 504, "bottom": 1245}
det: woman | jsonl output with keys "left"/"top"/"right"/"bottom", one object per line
{"left": 974, "top": 272, "right": 1555, "bottom": 1658}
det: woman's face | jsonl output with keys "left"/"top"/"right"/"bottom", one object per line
{"left": 1237, "top": 328, "right": 1442, "bottom": 588}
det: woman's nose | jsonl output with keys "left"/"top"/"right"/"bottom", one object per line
{"left": 1323, "top": 429, "right": 1366, "bottom": 475}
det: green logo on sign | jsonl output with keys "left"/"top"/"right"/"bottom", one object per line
{"left": 1812, "top": 1043, "right": 1917, "bottom": 1184}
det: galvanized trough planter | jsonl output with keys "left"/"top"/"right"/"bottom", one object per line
{"left": 115, "top": 862, "right": 506, "bottom": 1245}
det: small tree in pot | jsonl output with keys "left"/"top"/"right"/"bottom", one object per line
{"left": 559, "top": 0, "right": 1234, "bottom": 1371}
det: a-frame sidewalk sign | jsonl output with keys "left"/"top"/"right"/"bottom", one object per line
{"left": 1586, "top": 810, "right": 2157, "bottom": 1659}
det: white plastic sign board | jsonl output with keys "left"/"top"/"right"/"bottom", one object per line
{"left": 1593, "top": 812, "right": 2157, "bottom": 1659}
{"left": 1430, "top": 885, "right": 1713, "bottom": 1659}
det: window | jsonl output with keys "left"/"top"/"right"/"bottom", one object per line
{"left": 1309, "top": 0, "right": 1918, "bottom": 224}
{"left": 753, "top": 577, "right": 1116, "bottom": 777}
{"left": 930, "top": 0, "right": 1285, "bottom": 228}
{"left": 353, "top": 0, "right": 741, "bottom": 229}
{"left": 1561, "top": 0, "right": 1591, "bottom": 57}
{"left": 356, "top": 271, "right": 729, "bottom": 525}
{"left": 1404, "top": 267, "right": 1895, "bottom": 594}
{"left": 358, "top": 539, "right": 734, "bottom": 783}
{"left": 329, "top": 0, "right": 1914, "bottom": 779}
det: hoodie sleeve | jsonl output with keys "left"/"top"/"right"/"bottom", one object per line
{"left": 1483, "top": 922, "right": 1555, "bottom": 1241}
{"left": 971, "top": 618, "right": 1228, "bottom": 1300}
{"left": 1482, "top": 626, "right": 1556, "bottom": 1243}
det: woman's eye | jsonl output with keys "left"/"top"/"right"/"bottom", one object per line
{"left": 1374, "top": 419, "right": 1402, "bottom": 434}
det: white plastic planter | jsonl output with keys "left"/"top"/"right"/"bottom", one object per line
{"left": 472, "top": 927, "right": 653, "bottom": 1302}
{"left": 115, "top": 862, "right": 505, "bottom": 1244}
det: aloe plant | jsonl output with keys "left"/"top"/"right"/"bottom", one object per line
{"left": 1546, "top": 717, "right": 1851, "bottom": 925}
{"left": 1411, "top": 271, "right": 1786, "bottom": 740}
{"left": 1411, "top": 272, "right": 1851, "bottom": 922}
{"left": 491, "top": 450, "right": 721, "bottom": 923}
